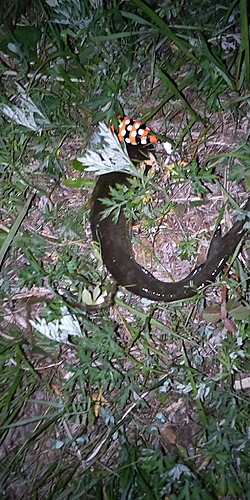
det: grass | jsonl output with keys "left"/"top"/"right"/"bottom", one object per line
{"left": 0, "top": 0, "right": 250, "bottom": 498}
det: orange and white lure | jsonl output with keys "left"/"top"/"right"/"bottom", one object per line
{"left": 115, "top": 116, "right": 159, "bottom": 146}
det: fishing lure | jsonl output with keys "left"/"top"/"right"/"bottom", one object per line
{"left": 91, "top": 118, "right": 249, "bottom": 302}
{"left": 114, "top": 116, "right": 159, "bottom": 145}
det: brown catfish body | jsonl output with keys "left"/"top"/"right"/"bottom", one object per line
{"left": 91, "top": 146, "right": 249, "bottom": 302}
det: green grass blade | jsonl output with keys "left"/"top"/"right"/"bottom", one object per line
{"left": 0, "top": 192, "right": 34, "bottom": 270}
{"left": 181, "top": 341, "right": 207, "bottom": 426}
{"left": 199, "top": 34, "right": 236, "bottom": 90}
{"left": 157, "top": 68, "right": 203, "bottom": 122}
{"left": 132, "top": 0, "right": 198, "bottom": 62}
{"left": 239, "top": 0, "right": 250, "bottom": 89}
{"left": 141, "top": 76, "right": 198, "bottom": 123}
